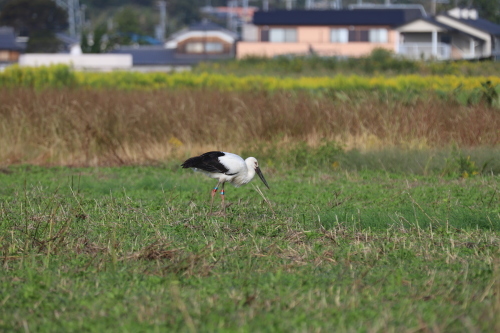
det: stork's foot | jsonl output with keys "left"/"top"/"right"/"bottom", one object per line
{"left": 207, "top": 202, "right": 233, "bottom": 216}
{"left": 222, "top": 202, "right": 233, "bottom": 209}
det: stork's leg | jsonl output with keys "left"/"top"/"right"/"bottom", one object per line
{"left": 220, "top": 182, "right": 226, "bottom": 214}
{"left": 210, "top": 181, "right": 221, "bottom": 214}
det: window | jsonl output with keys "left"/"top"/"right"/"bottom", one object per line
{"left": 369, "top": 29, "right": 388, "bottom": 43}
{"left": 185, "top": 42, "right": 224, "bottom": 53}
{"left": 349, "top": 30, "right": 369, "bottom": 42}
{"left": 440, "top": 35, "right": 451, "bottom": 44}
{"left": 205, "top": 42, "right": 223, "bottom": 53}
{"left": 261, "top": 29, "right": 269, "bottom": 42}
{"left": 269, "top": 28, "right": 297, "bottom": 42}
{"left": 186, "top": 42, "right": 204, "bottom": 53}
{"left": 330, "top": 28, "right": 348, "bottom": 43}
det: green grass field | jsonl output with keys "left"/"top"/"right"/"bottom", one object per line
{"left": 1, "top": 163, "right": 499, "bottom": 332}
{"left": 1, "top": 63, "right": 500, "bottom": 331}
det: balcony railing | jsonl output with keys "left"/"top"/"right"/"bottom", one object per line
{"left": 398, "top": 43, "right": 451, "bottom": 60}
{"left": 492, "top": 48, "right": 500, "bottom": 61}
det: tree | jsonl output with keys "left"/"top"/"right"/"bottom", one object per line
{"left": 467, "top": 0, "right": 500, "bottom": 24}
{"left": 80, "top": 31, "right": 91, "bottom": 53}
{"left": 90, "top": 24, "right": 107, "bottom": 53}
{"left": 0, "top": 0, "right": 68, "bottom": 52}
{"left": 26, "top": 31, "right": 62, "bottom": 52}
{"left": 115, "top": 5, "right": 141, "bottom": 35}
{"left": 81, "top": 0, "right": 154, "bottom": 8}
{"left": 166, "top": 0, "right": 201, "bottom": 37}
{"left": 106, "top": 5, "right": 159, "bottom": 46}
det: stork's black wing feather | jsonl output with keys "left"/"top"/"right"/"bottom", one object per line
{"left": 181, "top": 151, "right": 229, "bottom": 173}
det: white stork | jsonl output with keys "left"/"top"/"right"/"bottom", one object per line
{"left": 181, "top": 151, "right": 270, "bottom": 214}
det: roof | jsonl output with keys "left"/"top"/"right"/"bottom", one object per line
{"left": 0, "top": 26, "right": 25, "bottom": 51}
{"left": 111, "top": 47, "right": 171, "bottom": 65}
{"left": 456, "top": 17, "right": 500, "bottom": 36}
{"left": 348, "top": 4, "right": 427, "bottom": 17}
{"left": 56, "top": 33, "right": 79, "bottom": 46}
{"left": 252, "top": 9, "right": 424, "bottom": 26}
{"left": 167, "top": 20, "right": 238, "bottom": 43}
{"left": 396, "top": 17, "right": 479, "bottom": 39}
{"left": 111, "top": 46, "right": 232, "bottom": 66}
{"left": 397, "top": 16, "right": 457, "bottom": 31}
{"left": 202, "top": 6, "right": 259, "bottom": 17}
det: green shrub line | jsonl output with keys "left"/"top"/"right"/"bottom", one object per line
{"left": 198, "top": 49, "right": 500, "bottom": 77}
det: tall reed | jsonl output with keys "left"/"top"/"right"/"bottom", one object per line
{"left": 1, "top": 88, "right": 499, "bottom": 166}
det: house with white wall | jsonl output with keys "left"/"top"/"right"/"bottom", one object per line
{"left": 397, "top": 8, "right": 500, "bottom": 60}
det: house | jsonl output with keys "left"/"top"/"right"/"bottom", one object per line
{"left": 397, "top": 7, "right": 500, "bottom": 60}
{"left": 0, "top": 26, "right": 25, "bottom": 66}
{"left": 165, "top": 21, "right": 237, "bottom": 57}
{"left": 112, "top": 21, "right": 238, "bottom": 71}
{"left": 237, "top": 8, "right": 424, "bottom": 58}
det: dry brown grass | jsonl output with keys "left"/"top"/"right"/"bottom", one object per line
{"left": 1, "top": 88, "right": 499, "bottom": 166}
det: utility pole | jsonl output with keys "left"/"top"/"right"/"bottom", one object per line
{"left": 68, "top": 0, "right": 75, "bottom": 36}
{"left": 55, "top": 0, "right": 82, "bottom": 38}
{"left": 263, "top": 0, "right": 269, "bottom": 11}
{"left": 156, "top": 1, "right": 167, "bottom": 42}
{"left": 243, "top": 0, "right": 248, "bottom": 23}
{"left": 227, "top": 0, "right": 236, "bottom": 32}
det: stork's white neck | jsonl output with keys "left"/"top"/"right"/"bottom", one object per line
{"left": 244, "top": 158, "right": 256, "bottom": 181}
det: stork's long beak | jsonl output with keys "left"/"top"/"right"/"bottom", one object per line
{"left": 256, "top": 167, "right": 270, "bottom": 189}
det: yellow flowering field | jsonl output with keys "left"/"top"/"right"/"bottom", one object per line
{"left": 1, "top": 65, "right": 499, "bottom": 93}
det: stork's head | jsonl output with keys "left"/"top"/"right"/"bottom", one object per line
{"left": 246, "top": 157, "right": 258, "bottom": 168}
{"left": 246, "top": 157, "right": 270, "bottom": 189}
